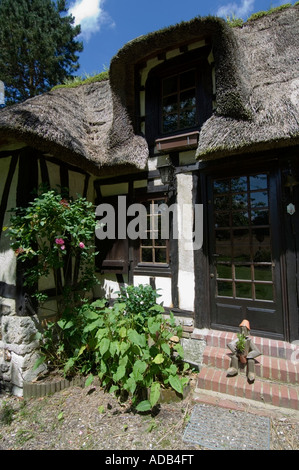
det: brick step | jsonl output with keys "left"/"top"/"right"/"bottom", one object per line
{"left": 204, "top": 330, "right": 299, "bottom": 361}
{"left": 203, "top": 345, "right": 299, "bottom": 384}
{"left": 196, "top": 366, "right": 299, "bottom": 411}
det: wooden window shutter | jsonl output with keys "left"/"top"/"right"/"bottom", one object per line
{"left": 96, "top": 195, "right": 129, "bottom": 274}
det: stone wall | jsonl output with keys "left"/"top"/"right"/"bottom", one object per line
{"left": 0, "top": 297, "right": 46, "bottom": 396}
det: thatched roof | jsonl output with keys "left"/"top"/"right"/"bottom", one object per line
{"left": 0, "top": 5, "right": 298, "bottom": 171}
{"left": 196, "top": 5, "right": 299, "bottom": 159}
{"left": 0, "top": 78, "right": 148, "bottom": 175}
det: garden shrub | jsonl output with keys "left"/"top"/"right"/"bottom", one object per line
{"left": 63, "top": 293, "right": 189, "bottom": 411}
{"left": 7, "top": 188, "right": 98, "bottom": 317}
{"left": 36, "top": 286, "right": 189, "bottom": 411}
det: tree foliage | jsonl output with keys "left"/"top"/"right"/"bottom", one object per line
{"left": 0, "top": 0, "right": 83, "bottom": 104}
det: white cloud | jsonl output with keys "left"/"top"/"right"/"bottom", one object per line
{"left": 216, "top": 0, "right": 255, "bottom": 19}
{"left": 69, "top": 0, "right": 114, "bottom": 40}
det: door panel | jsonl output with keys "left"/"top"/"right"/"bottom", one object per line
{"left": 208, "top": 171, "right": 284, "bottom": 338}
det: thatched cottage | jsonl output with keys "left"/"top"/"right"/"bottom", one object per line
{"left": 0, "top": 5, "right": 298, "bottom": 396}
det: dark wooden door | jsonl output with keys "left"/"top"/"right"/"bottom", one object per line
{"left": 208, "top": 170, "right": 285, "bottom": 339}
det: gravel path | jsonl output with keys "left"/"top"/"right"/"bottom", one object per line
{"left": 1, "top": 376, "right": 298, "bottom": 451}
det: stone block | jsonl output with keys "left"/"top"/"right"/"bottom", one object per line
{"left": 181, "top": 337, "right": 206, "bottom": 369}
{"left": 2, "top": 315, "right": 39, "bottom": 345}
{"left": 10, "top": 350, "right": 47, "bottom": 388}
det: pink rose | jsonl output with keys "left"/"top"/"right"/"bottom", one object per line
{"left": 79, "top": 242, "right": 85, "bottom": 249}
{"left": 61, "top": 245, "right": 65, "bottom": 250}
{"left": 55, "top": 238, "right": 64, "bottom": 245}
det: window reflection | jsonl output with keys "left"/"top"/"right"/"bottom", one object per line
{"left": 213, "top": 173, "right": 274, "bottom": 301}
{"left": 231, "top": 176, "right": 247, "bottom": 192}
{"left": 162, "top": 70, "right": 197, "bottom": 133}
{"left": 250, "top": 191, "right": 268, "bottom": 208}
{"left": 250, "top": 174, "right": 267, "bottom": 191}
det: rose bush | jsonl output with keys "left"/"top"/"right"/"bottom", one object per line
{"left": 7, "top": 188, "right": 98, "bottom": 316}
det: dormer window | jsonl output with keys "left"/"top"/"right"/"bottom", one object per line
{"left": 162, "top": 69, "right": 198, "bottom": 134}
{"left": 144, "top": 46, "right": 213, "bottom": 154}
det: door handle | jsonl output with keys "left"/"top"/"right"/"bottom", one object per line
{"left": 210, "top": 273, "right": 215, "bottom": 278}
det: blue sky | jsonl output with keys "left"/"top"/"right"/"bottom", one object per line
{"left": 68, "top": 0, "right": 293, "bottom": 76}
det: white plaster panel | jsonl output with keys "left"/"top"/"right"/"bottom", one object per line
{"left": 0, "top": 157, "right": 19, "bottom": 285}
{"left": 176, "top": 173, "right": 195, "bottom": 311}
{"left": 147, "top": 157, "right": 158, "bottom": 172}
{"left": 178, "top": 270, "right": 195, "bottom": 311}
{"left": 46, "top": 160, "right": 61, "bottom": 189}
{"left": 133, "top": 275, "right": 150, "bottom": 287}
{"left": 94, "top": 273, "right": 128, "bottom": 300}
{"left": 100, "top": 182, "right": 128, "bottom": 197}
{"left": 68, "top": 170, "right": 86, "bottom": 198}
{"left": 154, "top": 277, "right": 172, "bottom": 308}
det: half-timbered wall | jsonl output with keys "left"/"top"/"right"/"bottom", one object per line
{"left": 0, "top": 147, "right": 94, "bottom": 394}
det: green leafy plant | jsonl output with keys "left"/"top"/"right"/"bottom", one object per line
{"left": 39, "top": 285, "right": 189, "bottom": 411}
{"left": 226, "top": 14, "right": 244, "bottom": 27}
{"left": 0, "top": 401, "right": 14, "bottom": 425}
{"left": 236, "top": 332, "right": 246, "bottom": 355}
{"left": 116, "top": 284, "right": 162, "bottom": 332}
{"left": 7, "top": 188, "right": 98, "bottom": 318}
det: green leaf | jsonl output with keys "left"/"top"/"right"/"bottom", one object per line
{"left": 33, "top": 355, "right": 46, "bottom": 370}
{"left": 91, "top": 299, "right": 106, "bottom": 309}
{"left": 120, "top": 341, "right": 130, "bottom": 355}
{"left": 99, "top": 359, "right": 107, "bottom": 375}
{"left": 113, "top": 365, "right": 126, "bottom": 382}
{"left": 95, "top": 327, "right": 108, "bottom": 339}
{"left": 149, "top": 304, "right": 164, "bottom": 314}
{"left": 149, "top": 382, "right": 160, "bottom": 408}
{"left": 109, "top": 385, "right": 119, "bottom": 395}
{"left": 109, "top": 341, "right": 119, "bottom": 357}
{"left": 124, "top": 376, "right": 136, "bottom": 395}
{"left": 128, "top": 328, "right": 146, "bottom": 347}
{"left": 99, "top": 337, "right": 110, "bottom": 356}
{"left": 83, "top": 310, "right": 100, "bottom": 320}
{"left": 64, "top": 357, "right": 75, "bottom": 374}
{"left": 83, "top": 319, "right": 101, "bottom": 333}
{"left": 136, "top": 400, "right": 152, "bottom": 412}
{"left": 168, "top": 364, "right": 178, "bottom": 375}
{"left": 119, "top": 326, "right": 127, "bottom": 338}
{"left": 85, "top": 374, "right": 94, "bottom": 387}
{"left": 57, "top": 319, "right": 65, "bottom": 329}
{"left": 148, "top": 317, "right": 160, "bottom": 335}
{"left": 161, "top": 343, "right": 171, "bottom": 356}
{"left": 78, "top": 345, "right": 87, "bottom": 357}
{"left": 132, "top": 360, "right": 147, "bottom": 381}
{"left": 174, "top": 343, "right": 184, "bottom": 358}
{"left": 153, "top": 353, "right": 164, "bottom": 364}
{"left": 169, "top": 375, "right": 183, "bottom": 395}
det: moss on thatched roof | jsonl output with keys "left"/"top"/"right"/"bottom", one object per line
{"left": 196, "top": 4, "right": 299, "bottom": 160}
{"left": 0, "top": 4, "right": 298, "bottom": 170}
{"left": 51, "top": 70, "right": 109, "bottom": 91}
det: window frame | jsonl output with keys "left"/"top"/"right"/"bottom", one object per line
{"left": 144, "top": 46, "right": 213, "bottom": 154}
{"left": 133, "top": 193, "right": 172, "bottom": 276}
{"left": 139, "top": 196, "right": 170, "bottom": 266}
{"left": 160, "top": 67, "right": 199, "bottom": 135}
